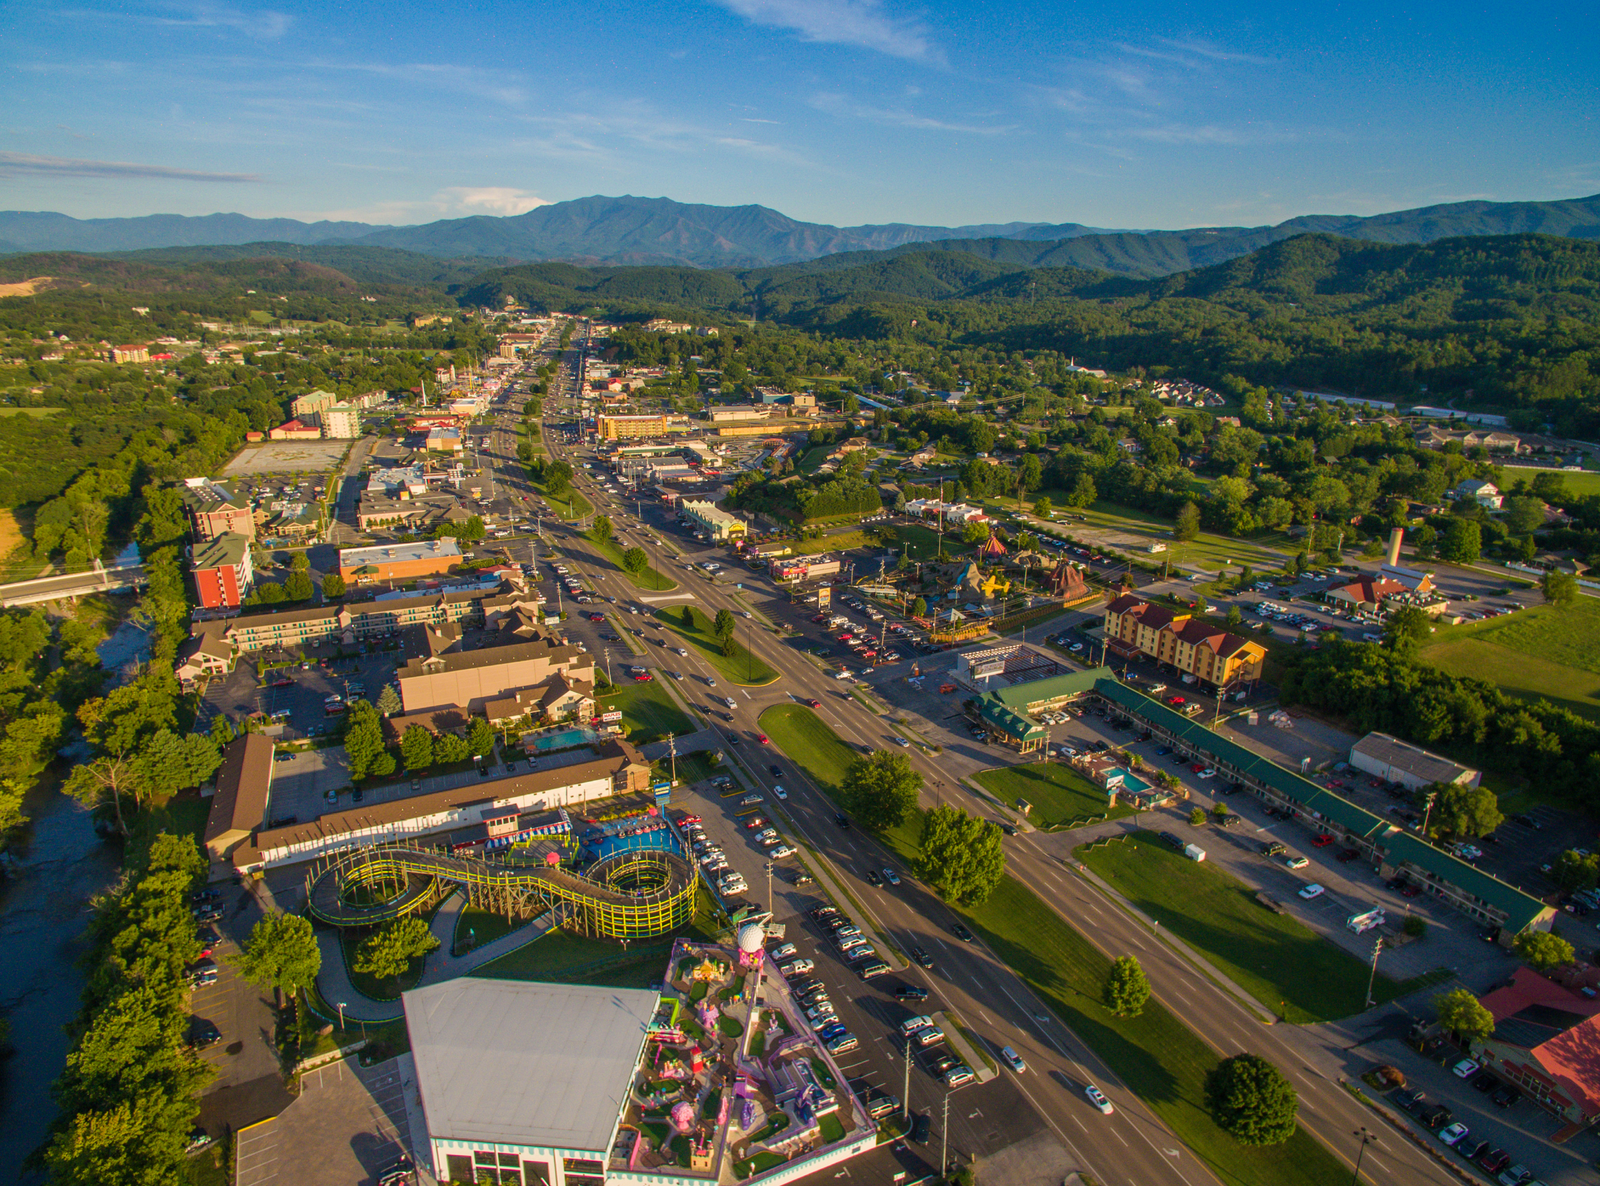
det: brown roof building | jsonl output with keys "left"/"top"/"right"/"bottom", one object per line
{"left": 204, "top": 734, "right": 275, "bottom": 864}
{"left": 1103, "top": 594, "right": 1266, "bottom": 689}
{"left": 232, "top": 739, "right": 649, "bottom": 870}
{"left": 397, "top": 626, "right": 594, "bottom": 714}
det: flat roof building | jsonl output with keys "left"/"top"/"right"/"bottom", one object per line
{"left": 598, "top": 413, "right": 669, "bottom": 440}
{"left": 339, "top": 538, "right": 461, "bottom": 583}
{"left": 191, "top": 531, "right": 254, "bottom": 609}
{"left": 181, "top": 477, "right": 255, "bottom": 541}
{"left": 1350, "top": 732, "right": 1481, "bottom": 791}
{"left": 321, "top": 403, "right": 362, "bottom": 439}
{"left": 404, "top": 977, "right": 659, "bottom": 1186}
{"left": 679, "top": 499, "right": 746, "bottom": 543}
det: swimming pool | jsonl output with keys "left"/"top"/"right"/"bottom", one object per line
{"left": 1104, "top": 767, "right": 1152, "bottom": 795}
{"left": 532, "top": 727, "right": 602, "bottom": 752}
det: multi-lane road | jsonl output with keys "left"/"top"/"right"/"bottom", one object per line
{"left": 469, "top": 341, "right": 1464, "bottom": 1186}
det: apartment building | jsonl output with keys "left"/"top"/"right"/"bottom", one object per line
{"left": 321, "top": 403, "right": 362, "bottom": 439}
{"left": 598, "top": 413, "right": 669, "bottom": 440}
{"left": 291, "top": 389, "right": 338, "bottom": 419}
{"left": 1103, "top": 594, "right": 1266, "bottom": 689}
{"left": 180, "top": 477, "right": 256, "bottom": 541}
{"left": 190, "top": 532, "right": 254, "bottom": 609}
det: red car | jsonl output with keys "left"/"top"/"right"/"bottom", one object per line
{"left": 1190, "top": 762, "right": 1206, "bottom": 774}
{"left": 678, "top": 814, "right": 702, "bottom": 826}
{"left": 633, "top": 673, "right": 654, "bottom": 682}
{"left": 271, "top": 677, "right": 293, "bottom": 688}
{"left": 1167, "top": 695, "right": 1186, "bottom": 706}
{"left": 587, "top": 612, "right": 606, "bottom": 622}
{"left": 805, "top": 698, "right": 821, "bottom": 708}
{"left": 1312, "top": 834, "right": 1335, "bottom": 848}
{"left": 1401, "top": 882, "right": 1422, "bottom": 898}
{"left": 744, "top": 815, "right": 768, "bottom": 829}
{"left": 757, "top": 734, "right": 770, "bottom": 745}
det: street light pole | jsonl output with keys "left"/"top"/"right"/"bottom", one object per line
{"left": 1364, "top": 937, "right": 1382, "bottom": 1009}
{"left": 1350, "top": 1126, "right": 1377, "bottom": 1186}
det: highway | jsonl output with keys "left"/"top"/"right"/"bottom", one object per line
{"left": 480, "top": 332, "right": 1460, "bottom": 1186}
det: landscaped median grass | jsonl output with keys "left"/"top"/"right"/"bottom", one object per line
{"left": 655, "top": 606, "right": 780, "bottom": 686}
{"left": 760, "top": 705, "right": 1348, "bottom": 1186}
{"left": 592, "top": 535, "right": 679, "bottom": 591}
{"left": 1075, "top": 832, "right": 1445, "bottom": 1023}
{"left": 598, "top": 678, "right": 695, "bottom": 743}
{"left": 975, "top": 762, "right": 1134, "bottom": 830}
{"left": 527, "top": 470, "right": 592, "bottom": 521}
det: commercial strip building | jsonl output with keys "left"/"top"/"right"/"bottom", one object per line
{"left": 338, "top": 538, "right": 462, "bottom": 583}
{"left": 1102, "top": 594, "right": 1266, "bottom": 689}
{"left": 1349, "top": 732, "right": 1482, "bottom": 791}
{"left": 678, "top": 499, "right": 746, "bottom": 543}
{"left": 598, "top": 414, "right": 669, "bottom": 440}
{"left": 181, "top": 477, "right": 255, "bottom": 541}
{"left": 968, "top": 666, "right": 1550, "bottom": 935}
{"left": 190, "top": 532, "right": 254, "bottom": 609}
{"left": 770, "top": 554, "right": 839, "bottom": 582}
{"left": 230, "top": 738, "right": 652, "bottom": 869}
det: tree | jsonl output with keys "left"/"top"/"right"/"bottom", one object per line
{"left": 1504, "top": 495, "right": 1546, "bottom": 536}
{"left": 1542, "top": 569, "right": 1577, "bottom": 605}
{"left": 1174, "top": 501, "right": 1201, "bottom": 542}
{"left": 1422, "top": 780, "right": 1503, "bottom": 839}
{"left": 434, "top": 733, "right": 469, "bottom": 763}
{"left": 962, "top": 521, "right": 990, "bottom": 545}
{"left": 466, "top": 716, "right": 496, "bottom": 758}
{"left": 682, "top": 605, "right": 695, "bottom": 629}
{"left": 342, "top": 700, "right": 387, "bottom": 779}
{"left": 911, "top": 596, "right": 927, "bottom": 618}
{"left": 375, "top": 684, "right": 402, "bottom": 716}
{"left": 621, "top": 546, "right": 649, "bottom": 577}
{"left": 1033, "top": 495, "right": 1053, "bottom": 519}
{"left": 235, "top": 913, "right": 321, "bottom": 1002}
{"left": 1189, "top": 806, "right": 1208, "bottom": 825}
{"left": 1103, "top": 955, "right": 1151, "bottom": 1017}
{"left": 841, "top": 751, "right": 922, "bottom": 831}
{"left": 915, "top": 805, "right": 1006, "bottom": 906}
{"left": 353, "top": 916, "right": 439, "bottom": 982}
{"left": 1439, "top": 518, "right": 1481, "bottom": 564}
{"left": 1382, "top": 605, "right": 1433, "bottom": 655}
{"left": 1514, "top": 930, "right": 1576, "bottom": 972}
{"left": 321, "top": 572, "right": 346, "bottom": 599}
{"left": 282, "top": 568, "right": 313, "bottom": 602}
{"left": 400, "top": 725, "right": 434, "bottom": 771}
{"left": 1552, "top": 848, "right": 1600, "bottom": 892}
{"left": 290, "top": 552, "right": 310, "bottom": 573}
{"left": 1226, "top": 605, "right": 1242, "bottom": 627}
{"left": 591, "top": 515, "right": 613, "bottom": 545}
{"left": 1207, "top": 1054, "right": 1298, "bottom": 1146}
{"left": 1433, "top": 987, "right": 1496, "bottom": 1040}
{"left": 714, "top": 608, "right": 737, "bottom": 640}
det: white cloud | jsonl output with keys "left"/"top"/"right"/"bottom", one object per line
{"left": 438, "top": 186, "right": 548, "bottom": 216}
{"left": 809, "top": 93, "right": 1011, "bottom": 135}
{"left": 0, "top": 152, "right": 261, "bottom": 182}
{"left": 154, "top": 2, "right": 293, "bottom": 39}
{"left": 715, "top": 0, "right": 941, "bottom": 64}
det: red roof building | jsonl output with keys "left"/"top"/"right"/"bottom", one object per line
{"left": 1103, "top": 594, "right": 1266, "bottom": 689}
{"left": 1472, "top": 966, "right": 1600, "bottom": 1126}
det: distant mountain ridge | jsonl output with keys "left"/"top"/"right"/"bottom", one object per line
{"left": 3, "top": 192, "right": 1598, "bottom": 277}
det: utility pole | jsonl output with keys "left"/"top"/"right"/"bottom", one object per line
{"left": 941, "top": 1092, "right": 950, "bottom": 1179}
{"left": 1364, "top": 937, "right": 1382, "bottom": 1009}
{"left": 668, "top": 732, "right": 677, "bottom": 785}
{"left": 902, "top": 1036, "right": 912, "bottom": 1121}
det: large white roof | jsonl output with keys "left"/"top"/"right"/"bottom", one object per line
{"left": 404, "top": 977, "right": 659, "bottom": 1152}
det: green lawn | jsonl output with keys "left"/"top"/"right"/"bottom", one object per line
{"left": 961, "top": 874, "right": 1348, "bottom": 1186}
{"left": 528, "top": 471, "right": 593, "bottom": 521}
{"left": 1071, "top": 501, "right": 1293, "bottom": 572}
{"left": 599, "top": 678, "right": 695, "bottom": 743}
{"left": 757, "top": 704, "right": 860, "bottom": 794}
{"left": 975, "top": 763, "right": 1133, "bottom": 829}
{"left": 592, "top": 535, "right": 679, "bottom": 591}
{"left": 1418, "top": 597, "right": 1600, "bottom": 719}
{"left": 654, "top": 606, "right": 780, "bottom": 686}
{"left": 454, "top": 904, "right": 532, "bottom": 951}
{"left": 1075, "top": 832, "right": 1441, "bottom": 1022}
{"left": 878, "top": 521, "right": 972, "bottom": 561}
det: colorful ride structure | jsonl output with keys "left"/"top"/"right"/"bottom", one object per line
{"left": 304, "top": 839, "right": 697, "bottom": 939}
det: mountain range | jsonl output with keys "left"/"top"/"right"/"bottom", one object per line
{"left": 3, "top": 192, "right": 1600, "bottom": 278}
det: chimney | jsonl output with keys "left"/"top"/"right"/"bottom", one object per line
{"left": 1386, "top": 528, "right": 1404, "bottom": 568}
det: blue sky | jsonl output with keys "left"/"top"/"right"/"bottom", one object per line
{"left": 1, "top": 0, "right": 1595, "bottom": 230}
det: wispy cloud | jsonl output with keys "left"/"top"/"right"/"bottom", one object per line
{"left": 809, "top": 93, "right": 1011, "bottom": 135}
{"left": 1124, "top": 122, "right": 1306, "bottom": 147}
{"left": 0, "top": 152, "right": 261, "bottom": 182}
{"left": 304, "top": 185, "right": 547, "bottom": 225}
{"left": 439, "top": 186, "right": 548, "bottom": 216}
{"left": 150, "top": 2, "right": 293, "bottom": 39}
{"left": 1118, "top": 37, "right": 1275, "bottom": 68}
{"left": 715, "top": 0, "right": 941, "bottom": 64}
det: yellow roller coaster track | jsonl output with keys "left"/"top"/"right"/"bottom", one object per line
{"left": 304, "top": 840, "right": 697, "bottom": 940}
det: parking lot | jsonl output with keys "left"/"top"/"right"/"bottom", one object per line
{"left": 200, "top": 647, "right": 402, "bottom": 741}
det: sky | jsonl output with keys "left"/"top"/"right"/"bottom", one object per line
{"left": 1, "top": 0, "right": 1596, "bottom": 231}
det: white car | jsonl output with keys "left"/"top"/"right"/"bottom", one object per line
{"left": 769, "top": 844, "right": 797, "bottom": 858}
{"left": 780, "top": 958, "right": 815, "bottom": 976}
{"left": 1198, "top": 768, "right": 1217, "bottom": 779}
{"left": 772, "top": 785, "right": 788, "bottom": 800}
{"left": 1084, "top": 1084, "right": 1114, "bottom": 1114}
{"left": 892, "top": 736, "right": 910, "bottom": 747}
{"left": 1298, "top": 883, "right": 1325, "bottom": 900}
{"left": 771, "top": 942, "right": 798, "bottom": 961}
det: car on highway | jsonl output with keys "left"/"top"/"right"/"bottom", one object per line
{"left": 772, "top": 785, "right": 788, "bottom": 800}
{"left": 723, "top": 697, "right": 738, "bottom": 708}
{"left": 1285, "top": 855, "right": 1310, "bottom": 869}
{"left": 892, "top": 736, "right": 910, "bottom": 747}
{"left": 910, "top": 945, "right": 935, "bottom": 970}
{"left": 805, "top": 698, "right": 822, "bottom": 708}
{"left": 1298, "top": 883, "right": 1325, "bottom": 899}
{"left": 951, "top": 922, "right": 975, "bottom": 942}
{"left": 757, "top": 734, "right": 770, "bottom": 745}
{"left": 883, "top": 867, "right": 901, "bottom": 886}
{"left": 668, "top": 670, "right": 683, "bottom": 680}
{"left": 1083, "top": 1084, "right": 1114, "bottom": 1114}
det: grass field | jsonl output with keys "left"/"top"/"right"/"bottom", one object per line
{"left": 0, "top": 406, "right": 63, "bottom": 417}
{"left": 655, "top": 606, "right": 780, "bottom": 686}
{"left": 454, "top": 904, "right": 530, "bottom": 950}
{"left": 599, "top": 678, "right": 695, "bottom": 743}
{"left": 1419, "top": 597, "right": 1600, "bottom": 719}
{"left": 1069, "top": 500, "right": 1293, "bottom": 572}
{"left": 591, "top": 534, "right": 678, "bottom": 590}
{"left": 1075, "top": 832, "right": 1442, "bottom": 1022}
{"left": 757, "top": 704, "right": 860, "bottom": 794}
{"left": 974, "top": 762, "right": 1133, "bottom": 829}
{"left": 964, "top": 873, "right": 1346, "bottom": 1186}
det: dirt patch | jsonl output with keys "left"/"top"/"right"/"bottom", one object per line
{"left": 0, "top": 508, "right": 28, "bottom": 572}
